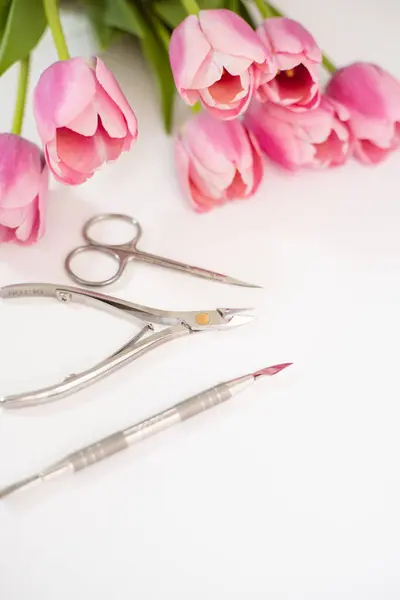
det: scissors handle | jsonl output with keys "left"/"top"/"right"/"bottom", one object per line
{"left": 83, "top": 213, "right": 143, "bottom": 248}
{"left": 65, "top": 245, "right": 127, "bottom": 287}
{"left": 65, "top": 213, "right": 143, "bottom": 287}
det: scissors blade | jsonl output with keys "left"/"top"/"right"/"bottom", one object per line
{"left": 136, "top": 250, "right": 263, "bottom": 289}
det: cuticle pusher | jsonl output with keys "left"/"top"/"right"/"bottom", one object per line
{"left": 0, "top": 362, "right": 292, "bottom": 500}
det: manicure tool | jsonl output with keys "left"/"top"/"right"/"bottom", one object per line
{"left": 0, "top": 363, "right": 291, "bottom": 500}
{"left": 65, "top": 213, "right": 262, "bottom": 288}
{"left": 0, "top": 283, "right": 255, "bottom": 409}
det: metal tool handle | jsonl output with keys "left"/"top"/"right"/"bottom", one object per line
{"left": 82, "top": 214, "right": 143, "bottom": 248}
{"left": 177, "top": 384, "right": 232, "bottom": 420}
{"left": 123, "top": 385, "right": 232, "bottom": 445}
{"left": 65, "top": 214, "right": 143, "bottom": 287}
{"left": 1, "top": 324, "right": 190, "bottom": 409}
{"left": 69, "top": 432, "right": 129, "bottom": 472}
{"left": 65, "top": 245, "right": 128, "bottom": 288}
{"left": 124, "top": 408, "right": 180, "bottom": 443}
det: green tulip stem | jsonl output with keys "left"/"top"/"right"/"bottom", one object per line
{"left": 151, "top": 16, "right": 170, "bottom": 52}
{"left": 322, "top": 55, "right": 337, "bottom": 74}
{"left": 180, "top": 0, "right": 201, "bottom": 16}
{"left": 11, "top": 55, "right": 30, "bottom": 136}
{"left": 43, "top": 0, "right": 70, "bottom": 60}
{"left": 254, "top": 0, "right": 275, "bottom": 19}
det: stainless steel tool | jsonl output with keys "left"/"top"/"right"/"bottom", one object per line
{"left": 65, "top": 213, "right": 262, "bottom": 288}
{"left": 0, "top": 282, "right": 255, "bottom": 408}
{"left": 0, "top": 363, "right": 291, "bottom": 499}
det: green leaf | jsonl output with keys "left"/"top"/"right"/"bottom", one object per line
{"left": 81, "top": 0, "right": 120, "bottom": 49}
{"left": 153, "top": 0, "right": 184, "bottom": 29}
{"left": 199, "top": 0, "right": 226, "bottom": 8}
{"left": 226, "top": 0, "right": 239, "bottom": 12}
{"left": 104, "top": 0, "right": 144, "bottom": 38}
{"left": 0, "top": 0, "right": 10, "bottom": 33}
{"left": 0, "top": 0, "right": 46, "bottom": 75}
{"left": 154, "top": 0, "right": 224, "bottom": 28}
{"left": 237, "top": 0, "right": 256, "bottom": 27}
{"left": 139, "top": 17, "right": 176, "bottom": 133}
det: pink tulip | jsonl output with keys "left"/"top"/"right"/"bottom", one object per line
{"left": 256, "top": 17, "right": 322, "bottom": 111}
{"left": 175, "top": 112, "right": 264, "bottom": 212}
{"left": 244, "top": 97, "right": 350, "bottom": 170}
{"left": 0, "top": 134, "right": 48, "bottom": 245}
{"left": 33, "top": 57, "right": 138, "bottom": 185}
{"left": 326, "top": 62, "right": 400, "bottom": 164}
{"left": 169, "top": 9, "right": 275, "bottom": 120}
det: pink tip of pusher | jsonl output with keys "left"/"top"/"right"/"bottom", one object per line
{"left": 252, "top": 363, "right": 293, "bottom": 378}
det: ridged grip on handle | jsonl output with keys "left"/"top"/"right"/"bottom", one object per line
{"left": 177, "top": 384, "right": 232, "bottom": 420}
{"left": 69, "top": 432, "right": 129, "bottom": 472}
{"left": 124, "top": 408, "right": 180, "bottom": 444}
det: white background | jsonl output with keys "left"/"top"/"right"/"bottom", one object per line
{"left": 1, "top": 1, "right": 400, "bottom": 598}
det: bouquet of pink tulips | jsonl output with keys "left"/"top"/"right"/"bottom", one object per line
{"left": 1, "top": 0, "right": 400, "bottom": 244}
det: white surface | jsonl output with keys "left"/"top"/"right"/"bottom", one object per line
{"left": 1, "top": 1, "right": 400, "bottom": 598}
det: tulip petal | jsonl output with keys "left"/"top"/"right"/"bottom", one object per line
{"left": 199, "top": 9, "right": 266, "bottom": 64}
{"left": 45, "top": 142, "right": 92, "bottom": 186}
{"left": 0, "top": 225, "right": 14, "bottom": 243}
{"left": 174, "top": 138, "right": 193, "bottom": 202}
{"left": 215, "top": 52, "right": 254, "bottom": 76}
{"left": 67, "top": 102, "right": 99, "bottom": 137}
{"left": 327, "top": 63, "right": 388, "bottom": 119}
{"left": 55, "top": 121, "right": 125, "bottom": 175}
{"left": 169, "top": 15, "right": 212, "bottom": 92}
{"left": 226, "top": 170, "right": 247, "bottom": 199}
{"left": 0, "top": 134, "right": 48, "bottom": 245}
{"left": 15, "top": 202, "right": 37, "bottom": 242}
{"left": 314, "top": 131, "right": 347, "bottom": 167}
{"left": 189, "top": 151, "right": 234, "bottom": 198}
{"left": 33, "top": 58, "right": 97, "bottom": 144}
{"left": 188, "top": 50, "right": 221, "bottom": 90}
{"left": 36, "top": 164, "right": 48, "bottom": 241}
{"left": 94, "top": 81, "right": 128, "bottom": 138}
{"left": 95, "top": 58, "right": 138, "bottom": 139}
{"left": 353, "top": 140, "right": 393, "bottom": 165}
{"left": 0, "top": 206, "right": 26, "bottom": 227}
{"left": 55, "top": 128, "right": 104, "bottom": 174}
{"left": 245, "top": 103, "right": 305, "bottom": 170}
{"left": 199, "top": 71, "right": 254, "bottom": 119}
{"left": 183, "top": 112, "right": 238, "bottom": 173}
{"left": 96, "top": 124, "right": 126, "bottom": 161}
{"left": 259, "top": 17, "right": 321, "bottom": 63}
{"left": 326, "top": 62, "right": 400, "bottom": 165}
{"left": 207, "top": 70, "right": 247, "bottom": 105}
{"left": 247, "top": 132, "right": 264, "bottom": 194}
{"left": 0, "top": 134, "right": 42, "bottom": 209}
{"left": 174, "top": 137, "right": 215, "bottom": 212}
{"left": 175, "top": 112, "right": 262, "bottom": 212}
{"left": 348, "top": 113, "right": 396, "bottom": 147}
{"left": 190, "top": 189, "right": 219, "bottom": 212}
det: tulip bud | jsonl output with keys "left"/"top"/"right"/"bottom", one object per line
{"left": 174, "top": 112, "right": 264, "bottom": 212}
{"left": 326, "top": 62, "right": 400, "bottom": 164}
{"left": 256, "top": 17, "right": 322, "bottom": 112}
{"left": 245, "top": 97, "right": 350, "bottom": 170}
{"left": 169, "top": 9, "right": 276, "bottom": 120}
{"left": 0, "top": 134, "right": 48, "bottom": 245}
{"left": 33, "top": 57, "right": 138, "bottom": 185}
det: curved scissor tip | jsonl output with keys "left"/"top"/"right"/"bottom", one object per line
{"left": 253, "top": 363, "right": 293, "bottom": 378}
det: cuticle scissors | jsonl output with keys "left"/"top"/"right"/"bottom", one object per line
{"left": 0, "top": 283, "right": 255, "bottom": 409}
{"left": 65, "top": 213, "right": 262, "bottom": 289}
